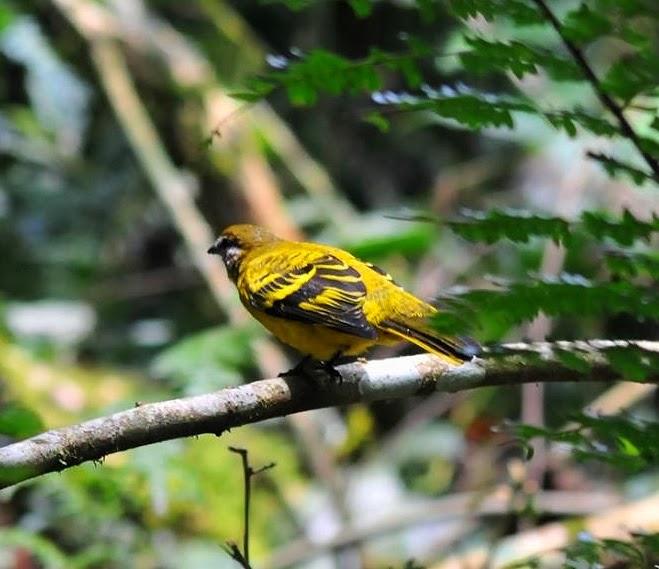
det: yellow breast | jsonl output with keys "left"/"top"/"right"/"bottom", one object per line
{"left": 245, "top": 306, "right": 378, "bottom": 360}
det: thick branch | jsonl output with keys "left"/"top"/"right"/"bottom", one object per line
{"left": 0, "top": 340, "right": 657, "bottom": 489}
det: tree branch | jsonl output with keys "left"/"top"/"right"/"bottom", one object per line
{"left": 0, "top": 340, "right": 657, "bottom": 490}
{"left": 531, "top": 0, "right": 659, "bottom": 182}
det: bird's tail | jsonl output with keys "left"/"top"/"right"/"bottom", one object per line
{"left": 379, "top": 319, "right": 481, "bottom": 365}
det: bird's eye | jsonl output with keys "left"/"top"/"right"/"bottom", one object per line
{"left": 209, "top": 235, "right": 237, "bottom": 254}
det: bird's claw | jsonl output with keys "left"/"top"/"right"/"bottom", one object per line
{"left": 278, "top": 354, "right": 343, "bottom": 383}
{"left": 320, "top": 360, "right": 343, "bottom": 383}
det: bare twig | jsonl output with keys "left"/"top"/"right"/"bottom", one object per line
{"left": 228, "top": 447, "right": 275, "bottom": 567}
{"left": 223, "top": 541, "right": 251, "bottom": 569}
{"left": 531, "top": 0, "right": 659, "bottom": 182}
{"left": 0, "top": 339, "right": 657, "bottom": 490}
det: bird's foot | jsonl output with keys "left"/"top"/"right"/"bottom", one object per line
{"left": 278, "top": 353, "right": 344, "bottom": 383}
{"left": 278, "top": 355, "right": 313, "bottom": 378}
{"left": 319, "top": 360, "right": 342, "bottom": 383}
{"left": 320, "top": 351, "right": 344, "bottom": 383}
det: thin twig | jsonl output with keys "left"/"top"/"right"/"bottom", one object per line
{"left": 531, "top": 0, "right": 659, "bottom": 182}
{"left": 223, "top": 541, "right": 251, "bottom": 569}
{"left": 228, "top": 447, "right": 275, "bottom": 567}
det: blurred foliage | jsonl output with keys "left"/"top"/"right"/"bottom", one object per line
{"left": 245, "top": 0, "right": 659, "bottom": 184}
{"left": 508, "top": 412, "right": 659, "bottom": 472}
{"left": 508, "top": 531, "right": 659, "bottom": 569}
{"left": 0, "top": 0, "right": 658, "bottom": 567}
{"left": 152, "top": 324, "right": 259, "bottom": 394}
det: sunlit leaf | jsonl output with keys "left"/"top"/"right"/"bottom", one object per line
{"left": 363, "top": 111, "right": 390, "bottom": 132}
{"left": 449, "top": 0, "right": 544, "bottom": 25}
{"left": 348, "top": 0, "right": 372, "bottom": 18}
{"left": 445, "top": 208, "right": 658, "bottom": 246}
{"left": 601, "top": 53, "right": 659, "bottom": 101}
{"left": 461, "top": 37, "right": 582, "bottom": 81}
{"left": 507, "top": 412, "right": 659, "bottom": 472}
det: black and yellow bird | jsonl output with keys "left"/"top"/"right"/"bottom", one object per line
{"left": 208, "top": 224, "right": 480, "bottom": 377}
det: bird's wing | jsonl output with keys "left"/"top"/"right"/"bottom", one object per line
{"left": 244, "top": 253, "right": 377, "bottom": 339}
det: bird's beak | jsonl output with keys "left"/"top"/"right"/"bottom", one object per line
{"left": 207, "top": 243, "right": 219, "bottom": 255}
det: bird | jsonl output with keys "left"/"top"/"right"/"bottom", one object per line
{"left": 208, "top": 224, "right": 480, "bottom": 379}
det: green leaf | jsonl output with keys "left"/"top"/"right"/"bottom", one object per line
{"left": 398, "top": 59, "right": 423, "bottom": 89}
{"left": 635, "top": 532, "right": 659, "bottom": 554}
{"left": 0, "top": 401, "right": 45, "bottom": 439}
{"left": 587, "top": 152, "right": 658, "bottom": 184}
{"left": 261, "top": 0, "right": 313, "bottom": 9}
{"left": 152, "top": 326, "right": 256, "bottom": 392}
{"left": 229, "top": 91, "right": 271, "bottom": 102}
{"left": 547, "top": 110, "right": 618, "bottom": 137}
{"left": 0, "top": 2, "right": 16, "bottom": 33}
{"left": 604, "top": 345, "right": 659, "bottom": 382}
{"left": 416, "top": 0, "right": 439, "bottom": 22}
{"left": 348, "top": 0, "right": 372, "bottom": 18}
{"left": 284, "top": 79, "right": 318, "bottom": 106}
{"left": 601, "top": 539, "right": 646, "bottom": 566}
{"left": 545, "top": 112, "right": 578, "bottom": 137}
{"left": 363, "top": 111, "right": 390, "bottom": 133}
{"left": 417, "top": 94, "right": 521, "bottom": 129}
{"left": 461, "top": 37, "right": 582, "bottom": 81}
{"left": 507, "top": 413, "right": 659, "bottom": 473}
{"left": 449, "top": 0, "right": 543, "bottom": 25}
{"left": 440, "top": 207, "right": 658, "bottom": 249}
{"left": 229, "top": 77, "right": 276, "bottom": 102}
{"left": 437, "top": 275, "right": 659, "bottom": 338}
{"left": 447, "top": 208, "right": 572, "bottom": 245}
{"left": 601, "top": 54, "right": 659, "bottom": 101}
{"left": 582, "top": 209, "right": 659, "bottom": 245}
{"left": 555, "top": 348, "right": 591, "bottom": 373}
{"left": 272, "top": 48, "right": 385, "bottom": 105}
{"left": 604, "top": 249, "right": 659, "bottom": 278}
{"left": 0, "top": 528, "right": 69, "bottom": 568}
{"left": 562, "top": 3, "right": 613, "bottom": 44}
{"left": 638, "top": 135, "right": 659, "bottom": 156}
{"left": 461, "top": 38, "right": 538, "bottom": 79}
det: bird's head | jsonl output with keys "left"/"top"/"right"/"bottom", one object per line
{"left": 208, "top": 224, "right": 280, "bottom": 281}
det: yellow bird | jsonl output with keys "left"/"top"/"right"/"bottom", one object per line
{"left": 208, "top": 224, "right": 480, "bottom": 377}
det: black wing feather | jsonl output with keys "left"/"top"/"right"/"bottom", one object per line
{"left": 249, "top": 254, "right": 377, "bottom": 339}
